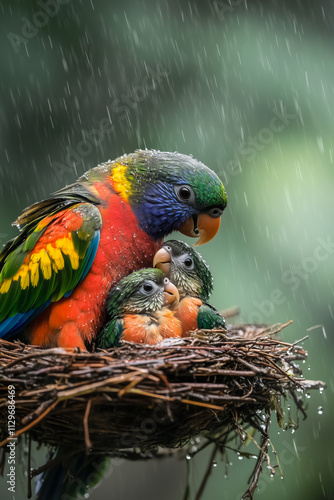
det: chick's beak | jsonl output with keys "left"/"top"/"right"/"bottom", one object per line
{"left": 153, "top": 247, "right": 171, "bottom": 275}
{"left": 163, "top": 281, "right": 179, "bottom": 305}
{"left": 179, "top": 213, "right": 221, "bottom": 247}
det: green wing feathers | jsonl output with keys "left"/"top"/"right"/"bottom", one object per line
{"left": 197, "top": 303, "right": 226, "bottom": 330}
{"left": 97, "top": 318, "right": 124, "bottom": 349}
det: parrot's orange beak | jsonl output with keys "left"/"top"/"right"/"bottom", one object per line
{"left": 178, "top": 213, "right": 221, "bottom": 247}
{"left": 153, "top": 247, "right": 171, "bottom": 275}
{"left": 163, "top": 280, "right": 179, "bottom": 306}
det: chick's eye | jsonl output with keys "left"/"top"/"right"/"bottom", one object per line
{"left": 181, "top": 254, "right": 194, "bottom": 270}
{"left": 174, "top": 185, "right": 195, "bottom": 203}
{"left": 140, "top": 281, "right": 156, "bottom": 295}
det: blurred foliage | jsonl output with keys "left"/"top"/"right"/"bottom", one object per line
{"left": 0, "top": 0, "right": 333, "bottom": 499}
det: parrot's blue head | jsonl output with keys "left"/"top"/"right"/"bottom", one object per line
{"left": 109, "top": 149, "right": 227, "bottom": 246}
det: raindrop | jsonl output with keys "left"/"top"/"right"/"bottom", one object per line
{"left": 318, "top": 406, "right": 323, "bottom": 415}
{"left": 316, "top": 136, "right": 324, "bottom": 153}
{"left": 186, "top": 454, "right": 191, "bottom": 460}
{"left": 212, "top": 461, "right": 217, "bottom": 467}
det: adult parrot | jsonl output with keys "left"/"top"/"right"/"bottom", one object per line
{"left": 0, "top": 150, "right": 227, "bottom": 349}
{"left": 97, "top": 267, "right": 182, "bottom": 347}
{"left": 153, "top": 240, "right": 226, "bottom": 334}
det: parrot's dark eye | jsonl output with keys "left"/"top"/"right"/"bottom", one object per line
{"left": 163, "top": 277, "right": 169, "bottom": 285}
{"left": 179, "top": 187, "right": 191, "bottom": 199}
{"left": 180, "top": 254, "right": 194, "bottom": 271}
{"left": 140, "top": 280, "right": 157, "bottom": 295}
{"left": 174, "top": 185, "right": 195, "bottom": 204}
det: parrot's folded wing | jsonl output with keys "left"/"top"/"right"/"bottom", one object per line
{"left": 0, "top": 202, "right": 102, "bottom": 338}
{"left": 13, "top": 181, "right": 101, "bottom": 229}
{"left": 197, "top": 303, "right": 226, "bottom": 330}
{"left": 97, "top": 318, "right": 124, "bottom": 348}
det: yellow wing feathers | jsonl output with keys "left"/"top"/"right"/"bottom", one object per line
{"left": 0, "top": 234, "right": 79, "bottom": 294}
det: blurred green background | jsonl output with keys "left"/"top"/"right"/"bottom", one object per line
{"left": 0, "top": 0, "right": 333, "bottom": 499}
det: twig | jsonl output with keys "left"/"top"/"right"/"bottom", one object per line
{"left": 83, "top": 399, "right": 93, "bottom": 451}
{"left": 183, "top": 459, "right": 191, "bottom": 500}
{"left": 27, "top": 434, "right": 32, "bottom": 498}
{"left": 220, "top": 306, "right": 240, "bottom": 318}
{"left": 242, "top": 415, "right": 271, "bottom": 499}
{"left": 292, "top": 335, "right": 309, "bottom": 346}
{"left": 195, "top": 444, "right": 219, "bottom": 500}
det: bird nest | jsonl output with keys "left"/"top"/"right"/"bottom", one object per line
{"left": 0, "top": 321, "right": 325, "bottom": 499}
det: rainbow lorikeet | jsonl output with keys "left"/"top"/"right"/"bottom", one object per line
{"left": 153, "top": 240, "right": 226, "bottom": 335}
{"left": 0, "top": 150, "right": 227, "bottom": 349}
{"left": 97, "top": 268, "right": 182, "bottom": 347}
